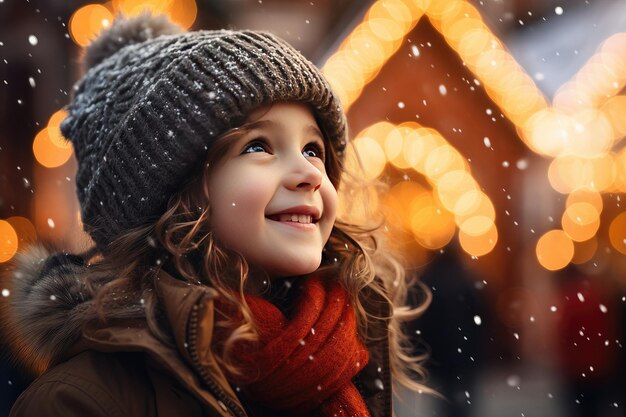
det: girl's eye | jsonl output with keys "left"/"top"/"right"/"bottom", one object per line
{"left": 242, "top": 140, "right": 268, "bottom": 154}
{"left": 303, "top": 142, "right": 324, "bottom": 160}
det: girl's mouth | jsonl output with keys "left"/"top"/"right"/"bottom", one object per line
{"left": 266, "top": 214, "right": 318, "bottom": 224}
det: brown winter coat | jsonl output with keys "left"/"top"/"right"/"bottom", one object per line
{"left": 3, "top": 247, "right": 393, "bottom": 417}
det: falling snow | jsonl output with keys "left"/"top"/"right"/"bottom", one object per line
{"left": 28, "top": 35, "right": 38, "bottom": 46}
{"left": 555, "top": 6, "right": 564, "bottom": 15}
{"left": 516, "top": 159, "right": 528, "bottom": 170}
{"left": 47, "top": 218, "right": 55, "bottom": 228}
{"left": 1, "top": 289, "right": 9, "bottom": 297}
{"left": 507, "top": 375, "right": 521, "bottom": 387}
{"left": 438, "top": 84, "right": 447, "bottom": 96}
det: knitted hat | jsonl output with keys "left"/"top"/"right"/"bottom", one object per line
{"left": 60, "top": 14, "right": 347, "bottom": 251}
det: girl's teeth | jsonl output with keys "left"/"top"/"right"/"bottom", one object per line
{"left": 276, "top": 214, "right": 313, "bottom": 223}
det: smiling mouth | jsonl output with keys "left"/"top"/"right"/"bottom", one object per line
{"left": 266, "top": 214, "right": 319, "bottom": 224}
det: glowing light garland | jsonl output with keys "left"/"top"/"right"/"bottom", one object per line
{"left": 322, "top": 0, "right": 626, "bottom": 267}
{"left": 343, "top": 121, "right": 497, "bottom": 257}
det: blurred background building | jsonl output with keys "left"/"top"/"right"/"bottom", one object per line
{"left": 1, "top": 0, "right": 625, "bottom": 416}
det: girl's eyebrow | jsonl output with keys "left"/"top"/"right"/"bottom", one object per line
{"left": 246, "top": 120, "right": 324, "bottom": 140}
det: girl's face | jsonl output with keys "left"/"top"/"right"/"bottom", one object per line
{"left": 208, "top": 102, "right": 338, "bottom": 278}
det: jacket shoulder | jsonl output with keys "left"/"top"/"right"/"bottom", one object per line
{"left": 10, "top": 350, "right": 156, "bottom": 417}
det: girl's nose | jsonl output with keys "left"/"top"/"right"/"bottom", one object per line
{"left": 285, "top": 154, "right": 322, "bottom": 192}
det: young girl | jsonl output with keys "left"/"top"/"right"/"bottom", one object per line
{"left": 3, "top": 13, "right": 430, "bottom": 417}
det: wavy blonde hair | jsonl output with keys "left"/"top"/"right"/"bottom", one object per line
{"left": 85, "top": 106, "right": 433, "bottom": 395}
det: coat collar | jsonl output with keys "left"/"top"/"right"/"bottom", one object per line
{"left": 80, "top": 270, "right": 246, "bottom": 417}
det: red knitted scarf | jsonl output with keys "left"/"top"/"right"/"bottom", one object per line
{"left": 214, "top": 275, "right": 371, "bottom": 417}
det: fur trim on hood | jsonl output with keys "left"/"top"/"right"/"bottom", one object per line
{"left": 1, "top": 245, "right": 93, "bottom": 374}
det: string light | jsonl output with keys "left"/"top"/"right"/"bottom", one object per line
{"left": 354, "top": 120, "right": 498, "bottom": 256}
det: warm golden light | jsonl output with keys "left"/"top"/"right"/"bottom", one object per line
{"left": 384, "top": 181, "right": 428, "bottom": 230}
{"left": 435, "top": 169, "right": 478, "bottom": 213}
{"left": 459, "top": 215, "right": 494, "bottom": 237}
{"left": 458, "top": 221, "right": 498, "bottom": 257}
{"left": 536, "top": 229, "right": 574, "bottom": 271}
{"left": 410, "top": 202, "right": 456, "bottom": 250}
{"left": 608, "top": 212, "right": 626, "bottom": 254}
{"left": 166, "top": 0, "right": 197, "bottom": 29}
{"left": 47, "top": 109, "right": 71, "bottom": 149}
{"left": 109, "top": 0, "right": 196, "bottom": 29}
{"left": 548, "top": 154, "right": 616, "bottom": 193}
{"left": 337, "top": 184, "right": 380, "bottom": 226}
{"left": 0, "top": 220, "right": 18, "bottom": 263}
{"left": 383, "top": 126, "right": 407, "bottom": 169}
{"left": 423, "top": 144, "right": 467, "bottom": 180}
{"left": 601, "top": 95, "right": 626, "bottom": 141}
{"left": 322, "top": 0, "right": 425, "bottom": 110}
{"left": 425, "top": 0, "right": 463, "bottom": 20}
{"left": 347, "top": 136, "right": 387, "bottom": 181}
{"left": 32, "top": 128, "right": 73, "bottom": 168}
{"left": 6, "top": 216, "right": 37, "bottom": 249}
{"left": 407, "top": 128, "right": 445, "bottom": 173}
{"left": 113, "top": 0, "right": 168, "bottom": 16}
{"left": 566, "top": 188, "right": 603, "bottom": 215}
{"left": 615, "top": 148, "right": 626, "bottom": 192}
{"left": 69, "top": 4, "right": 114, "bottom": 47}
{"left": 561, "top": 202, "right": 601, "bottom": 242}
{"left": 453, "top": 191, "right": 496, "bottom": 227}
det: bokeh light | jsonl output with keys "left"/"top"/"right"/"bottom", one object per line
{"left": 112, "top": 0, "right": 197, "bottom": 29}
{"left": 458, "top": 220, "right": 498, "bottom": 257}
{"left": 548, "top": 153, "right": 616, "bottom": 193}
{"left": 608, "top": 212, "right": 626, "bottom": 254}
{"left": 566, "top": 188, "right": 603, "bottom": 214}
{"left": 435, "top": 170, "right": 478, "bottom": 213}
{"left": 561, "top": 202, "right": 600, "bottom": 242}
{"left": 346, "top": 136, "right": 387, "bottom": 181}
{"left": 32, "top": 128, "right": 73, "bottom": 168}
{"left": 536, "top": 230, "right": 574, "bottom": 271}
{"left": 0, "top": 220, "right": 18, "bottom": 263}
{"left": 409, "top": 192, "right": 456, "bottom": 250}
{"left": 323, "top": 0, "right": 425, "bottom": 110}
{"left": 69, "top": 4, "right": 114, "bottom": 47}
{"left": 6, "top": 216, "right": 37, "bottom": 249}
{"left": 47, "top": 109, "right": 71, "bottom": 149}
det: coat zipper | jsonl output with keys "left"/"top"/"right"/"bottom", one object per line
{"left": 188, "top": 301, "right": 247, "bottom": 417}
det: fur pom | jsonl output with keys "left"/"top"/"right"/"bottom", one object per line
{"left": 0, "top": 245, "right": 92, "bottom": 373}
{"left": 84, "top": 13, "right": 183, "bottom": 70}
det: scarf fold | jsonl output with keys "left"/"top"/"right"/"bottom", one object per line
{"left": 214, "top": 275, "right": 371, "bottom": 417}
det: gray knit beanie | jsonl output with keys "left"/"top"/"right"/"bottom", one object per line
{"left": 60, "top": 14, "right": 348, "bottom": 251}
